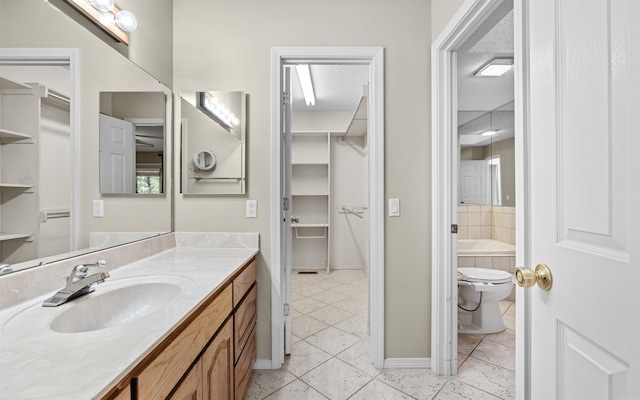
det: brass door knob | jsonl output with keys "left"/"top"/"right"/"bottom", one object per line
{"left": 515, "top": 263, "right": 553, "bottom": 291}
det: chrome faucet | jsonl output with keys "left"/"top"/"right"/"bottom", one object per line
{"left": 42, "top": 260, "right": 109, "bottom": 307}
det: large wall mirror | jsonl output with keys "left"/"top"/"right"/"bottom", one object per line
{"left": 456, "top": 0, "right": 514, "bottom": 207}
{"left": 458, "top": 102, "right": 515, "bottom": 206}
{"left": 99, "top": 92, "right": 167, "bottom": 195}
{"left": 180, "top": 91, "right": 246, "bottom": 195}
{"left": 0, "top": 0, "right": 173, "bottom": 274}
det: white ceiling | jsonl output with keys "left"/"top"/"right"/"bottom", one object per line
{"left": 291, "top": 64, "right": 369, "bottom": 111}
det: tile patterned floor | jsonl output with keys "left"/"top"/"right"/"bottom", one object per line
{"left": 245, "top": 270, "right": 516, "bottom": 400}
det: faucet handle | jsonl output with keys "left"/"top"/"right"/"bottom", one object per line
{"left": 67, "top": 260, "right": 107, "bottom": 284}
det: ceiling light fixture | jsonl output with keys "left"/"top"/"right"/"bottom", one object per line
{"left": 474, "top": 58, "right": 513, "bottom": 77}
{"left": 480, "top": 130, "right": 499, "bottom": 136}
{"left": 296, "top": 64, "right": 315, "bottom": 106}
{"left": 63, "top": 0, "right": 137, "bottom": 44}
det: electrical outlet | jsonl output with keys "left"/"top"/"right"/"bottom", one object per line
{"left": 93, "top": 200, "right": 104, "bottom": 218}
{"left": 246, "top": 200, "right": 257, "bottom": 218}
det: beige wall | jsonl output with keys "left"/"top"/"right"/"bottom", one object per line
{"left": 173, "top": 0, "right": 434, "bottom": 360}
{"left": 431, "top": 0, "right": 466, "bottom": 42}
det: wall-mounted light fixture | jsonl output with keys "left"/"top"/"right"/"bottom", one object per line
{"left": 62, "top": 0, "right": 137, "bottom": 45}
{"left": 296, "top": 64, "right": 315, "bottom": 106}
{"left": 474, "top": 58, "right": 513, "bottom": 77}
{"left": 198, "top": 91, "right": 241, "bottom": 132}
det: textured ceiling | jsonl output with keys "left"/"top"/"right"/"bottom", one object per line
{"left": 457, "top": 1, "right": 514, "bottom": 113}
{"left": 291, "top": 64, "right": 369, "bottom": 112}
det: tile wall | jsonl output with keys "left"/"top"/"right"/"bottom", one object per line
{"left": 457, "top": 205, "right": 515, "bottom": 244}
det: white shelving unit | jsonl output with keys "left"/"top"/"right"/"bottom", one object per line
{"left": 291, "top": 132, "right": 331, "bottom": 272}
{"left": 0, "top": 76, "right": 40, "bottom": 259}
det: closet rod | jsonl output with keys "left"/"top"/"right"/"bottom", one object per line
{"left": 39, "top": 209, "right": 70, "bottom": 223}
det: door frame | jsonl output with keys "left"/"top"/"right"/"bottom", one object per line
{"left": 0, "top": 48, "right": 80, "bottom": 251}
{"left": 270, "top": 46, "right": 385, "bottom": 368}
{"left": 431, "top": 0, "right": 529, "bottom": 396}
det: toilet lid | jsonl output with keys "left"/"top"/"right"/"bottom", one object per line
{"left": 458, "top": 267, "right": 512, "bottom": 283}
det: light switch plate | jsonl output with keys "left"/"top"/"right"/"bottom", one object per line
{"left": 246, "top": 200, "right": 257, "bottom": 218}
{"left": 389, "top": 198, "right": 400, "bottom": 217}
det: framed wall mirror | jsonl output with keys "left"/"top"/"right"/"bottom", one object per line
{"left": 99, "top": 91, "right": 167, "bottom": 195}
{"left": 180, "top": 91, "right": 246, "bottom": 195}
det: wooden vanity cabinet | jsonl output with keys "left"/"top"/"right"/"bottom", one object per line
{"left": 104, "top": 257, "right": 257, "bottom": 400}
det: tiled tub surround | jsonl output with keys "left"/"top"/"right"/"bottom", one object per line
{"left": 457, "top": 205, "right": 515, "bottom": 245}
{"left": 0, "top": 232, "right": 258, "bottom": 399}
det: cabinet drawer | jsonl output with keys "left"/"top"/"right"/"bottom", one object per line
{"left": 234, "top": 325, "right": 256, "bottom": 400}
{"left": 137, "top": 284, "right": 232, "bottom": 400}
{"left": 233, "top": 259, "right": 256, "bottom": 307}
{"left": 234, "top": 284, "right": 257, "bottom": 363}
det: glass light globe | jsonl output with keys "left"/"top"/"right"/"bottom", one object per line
{"left": 89, "top": 0, "right": 115, "bottom": 12}
{"left": 115, "top": 10, "right": 137, "bottom": 32}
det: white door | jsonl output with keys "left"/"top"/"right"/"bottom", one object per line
{"left": 524, "top": 0, "right": 639, "bottom": 398}
{"left": 459, "top": 160, "right": 489, "bottom": 205}
{"left": 99, "top": 113, "right": 135, "bottom": 193}
{"left": 281, "top": 66, "right": 294, "bottom": 354}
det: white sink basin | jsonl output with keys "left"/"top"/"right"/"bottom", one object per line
{"left": 3, "top": 275, "right": 195, "bottom": 335}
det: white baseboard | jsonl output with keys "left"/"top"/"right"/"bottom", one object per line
{"left": 253, "top": 359, "right": 274, "bottom": 370}
{"left": 383, "top": 358, "right": 432, "bottom": 369}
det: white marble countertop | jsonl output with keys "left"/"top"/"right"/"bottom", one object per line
{"left": 0, "top": 246, "right": 258, "bottom": 400}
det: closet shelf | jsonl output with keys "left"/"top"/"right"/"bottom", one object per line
{"left": 345, "top": 95, "right": 367, "bottom": 137}
{"left": 292, "top": 223, "right": 329, "bottom": 228}
{"left": 0, "top": 76, "right": 31, "bottom": 92}
{"left": 0, "top": 128, "right": 32, "bottom": 143}
{"left": 0, "top": 233, "right": 32, "bottom": 242}
{"left": 0, "top": 183, "right": 34, "bottom": 191}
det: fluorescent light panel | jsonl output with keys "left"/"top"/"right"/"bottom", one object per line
{"left": 296, "top": 64, "right": 315, "bottom": 106}
{"left": 474, "top": 58, "right": 513, "bottom": 77}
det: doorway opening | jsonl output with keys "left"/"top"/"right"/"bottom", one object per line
{"left": 270, "top": 47, "right": 384, "bottom": 369}
{"left": 431, "top": 0, "right": 519, "bottom": 386}
{"left": 287, "top": 62, "right": 372, "bottom": 371}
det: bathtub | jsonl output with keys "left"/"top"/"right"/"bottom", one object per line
{"left": 457, "top": 239, "right": 515, "bottom": 256}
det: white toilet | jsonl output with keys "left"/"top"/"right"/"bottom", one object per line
{"left": 457, "top": 267, "right": 513, "bottom": 334}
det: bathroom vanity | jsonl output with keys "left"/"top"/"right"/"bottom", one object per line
{"left": 0, "top": 233, "right": 258, "bottom": 400}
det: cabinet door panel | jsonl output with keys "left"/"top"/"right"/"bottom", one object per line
{"left": 202, "top": 319, "right": 233, "bottom": 400}
{"left": 169, "top": 360, "right": 202, "bottom": 400}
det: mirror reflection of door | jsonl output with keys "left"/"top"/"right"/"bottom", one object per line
{"left": 99, "top": 114, "right": 135, "bottom": 193}
{"left": 99, "top": 92, "right": 166, "bottom": 194}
